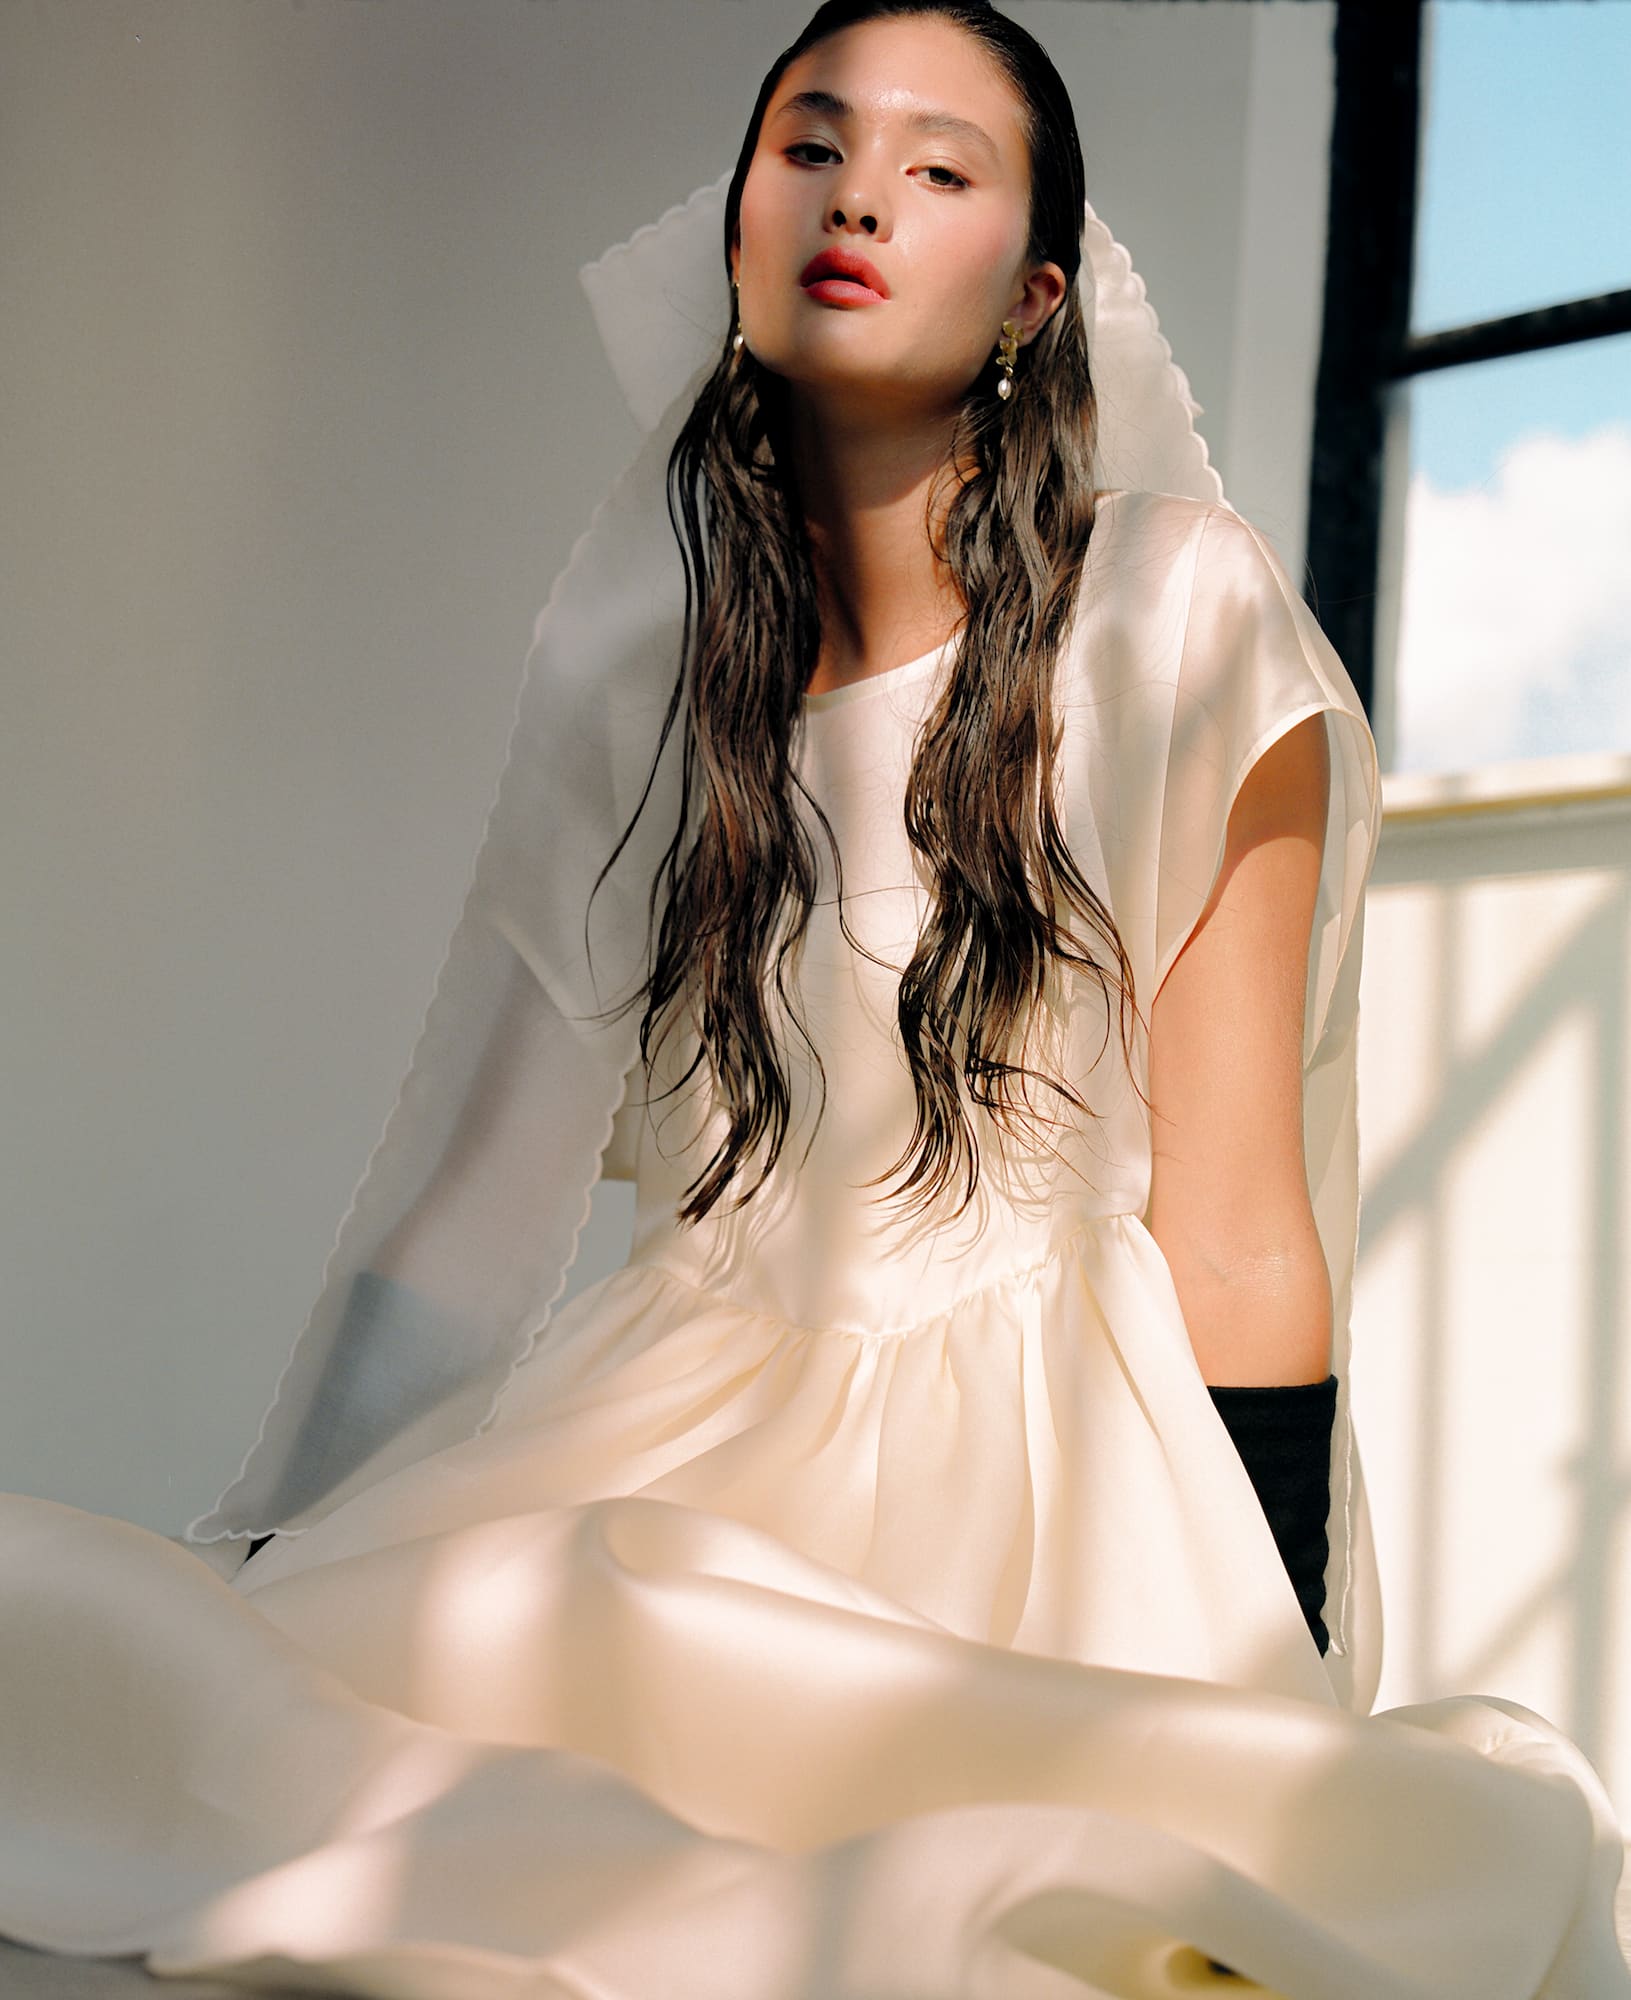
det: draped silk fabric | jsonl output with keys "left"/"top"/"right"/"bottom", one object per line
{"left": 2, "top": 177, "right": 1628, "bottom": 1997}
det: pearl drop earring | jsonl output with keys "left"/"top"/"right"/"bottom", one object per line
{"left": 732, "top": 277, "right": 744, "bottom": 355}
{"left": 996, "top": 319, "right": 1021, "bottom": 401}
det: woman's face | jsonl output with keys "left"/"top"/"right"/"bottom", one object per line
{"left": 733, "top": 15, "right": 1065, "bottom": 422}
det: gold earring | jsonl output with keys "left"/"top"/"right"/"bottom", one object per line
{"left": 732, "top": 277, "right": 744, "bottom": 356}
{"left": 996, "top": 319, "right": 1021, "bottom": 400}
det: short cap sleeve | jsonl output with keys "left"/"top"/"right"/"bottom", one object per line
{"left": 1156, "top": 505, "right": 1382, "bottom": 1066}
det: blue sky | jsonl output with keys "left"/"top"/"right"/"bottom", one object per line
{"left": 1410, "top": 0, "right": 1630, "bottom": 492}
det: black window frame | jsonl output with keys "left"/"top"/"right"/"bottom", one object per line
{"left": 1305, "top": 0, "right": 1631, "bottom": 741}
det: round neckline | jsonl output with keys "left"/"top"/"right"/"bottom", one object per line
{"left": 797, "top": 491, "right": 1128, "bottom": 716}
{"left": 801, "top": 634, "right": 957, "bottom": 715}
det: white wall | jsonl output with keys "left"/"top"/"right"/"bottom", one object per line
{"left": 5, "top": 0, "right": 1333, "bottom": 1535}
{"left": 1353, "top": 774, "right": 1631, "bottom": 1817}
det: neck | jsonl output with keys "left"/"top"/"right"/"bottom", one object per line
{"left": 787, "top": 392, "right": 970, "bottom": 693}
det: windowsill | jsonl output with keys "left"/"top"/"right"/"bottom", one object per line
{"left": 1382, "top": 749, "right": 1631, "bottom": 824}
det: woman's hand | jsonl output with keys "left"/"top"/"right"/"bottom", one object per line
{"left": 1144, "top": 711, "right": 1333, "bottom": 1387}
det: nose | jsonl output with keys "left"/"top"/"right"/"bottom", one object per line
{"left": 829, "top": 163, "right": 886, "bottom": 237}
{"left": 831, "top": 202, "right": 880, "bottom": 236}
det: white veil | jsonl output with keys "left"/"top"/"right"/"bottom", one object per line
{"left": 179, "top": 174, "right": 1375, "bottom": 1705}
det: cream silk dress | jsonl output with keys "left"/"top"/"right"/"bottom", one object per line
{"left": 2, "top": 490, "right": 1629, "bottom": 1999}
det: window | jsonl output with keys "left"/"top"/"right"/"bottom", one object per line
{"left": 1307, "top": 0, "right": 1631, "bottom": 784}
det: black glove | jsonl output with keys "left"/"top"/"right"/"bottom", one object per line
{"left": 1206, "top": 1372, "right": 1338, "bottom": 1655}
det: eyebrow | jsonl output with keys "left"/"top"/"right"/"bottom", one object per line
{"left": 770, "top": 88, "right": 1001, "bottom": 166}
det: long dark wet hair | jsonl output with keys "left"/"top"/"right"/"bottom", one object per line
{"left": 588, "top": 0, "right": 1142, "bottom": 1227}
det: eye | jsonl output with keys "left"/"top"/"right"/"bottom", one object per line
{"left": 784, "top": 142, "right": 967, "bottom": 191}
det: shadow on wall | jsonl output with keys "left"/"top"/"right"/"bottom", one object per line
{"left": 1355, "top": 800, "right": 1631, "bottom": 1808}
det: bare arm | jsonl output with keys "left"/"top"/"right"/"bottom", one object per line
{"left": 1144, "top": 711, "right": 1332, "bottom": 1387}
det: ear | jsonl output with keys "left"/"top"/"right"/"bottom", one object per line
{"left": 1014, "top": 260, "right": 1068, "bottom": 344}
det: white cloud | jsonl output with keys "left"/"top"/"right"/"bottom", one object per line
{"left": 1392, "top": 423, "right": 1631, "bottom": 773}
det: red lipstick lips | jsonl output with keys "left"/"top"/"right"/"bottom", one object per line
{"left": 799, "top": 247, "right": 890, "bottom": 303}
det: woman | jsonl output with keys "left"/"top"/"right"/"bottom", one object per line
{"left": 2, "top": 4, "right": 1627, "bottom": 1995}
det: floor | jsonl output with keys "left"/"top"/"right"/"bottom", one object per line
{"left": 4, "top": 1865, "right": 1631, "bottom": 1996}
{"left": 0, "top": 1944, "right": 304, "bottom": 1997}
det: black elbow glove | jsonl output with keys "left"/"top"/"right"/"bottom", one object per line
{"left": 1206, "top": 1373, "right": 1338, "bottom": 1655}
